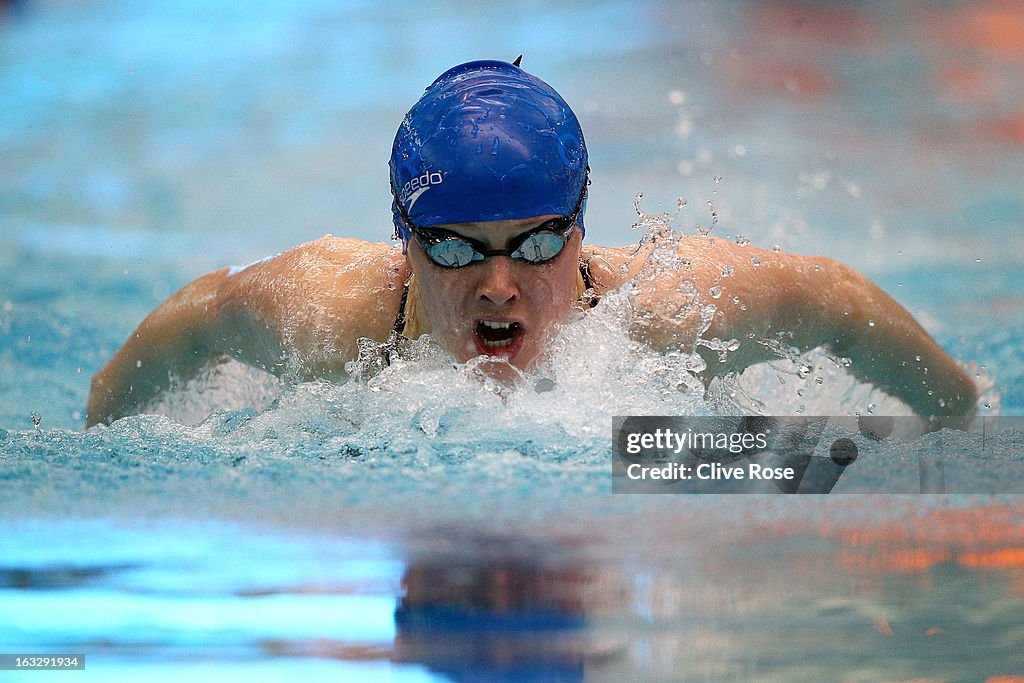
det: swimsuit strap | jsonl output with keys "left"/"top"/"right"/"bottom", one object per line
{"left": 580, "top": 258, "right": 599, "bottom": 308}
{"left": 393, "top": 276, "right": 411, "bottom": 337}
{"left": 580, "top": 258, "right": 593, "bottom": 289}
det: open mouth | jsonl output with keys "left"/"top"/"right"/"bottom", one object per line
{"left": 474, "top": 320, "right": 525, "bottom": 357}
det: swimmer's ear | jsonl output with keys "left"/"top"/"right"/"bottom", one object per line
{"left": 512, "top": 54, "right": 523, "bottom": 67}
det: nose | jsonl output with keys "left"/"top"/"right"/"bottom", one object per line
{"left": 475, "top": 256, "right": 521, "bottom": 307}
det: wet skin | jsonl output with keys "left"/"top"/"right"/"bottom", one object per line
{"left": 86, "top": 226, "right": 979, "bottom": 426}
{"left": 405, "top": 215, "right": 584, "bottom": 371}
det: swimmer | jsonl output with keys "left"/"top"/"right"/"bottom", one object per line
{"left": 86, "top": 59, "right": 978, "bottom": 427}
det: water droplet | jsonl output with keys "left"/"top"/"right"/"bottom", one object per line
{"left": 867, "top": 402, "right": 876, "bottom": 414}
{"left": 915, "top": 355, "right": 922, "bottom": 362}
{"left": 938, "top": 398, "right": 946, "bottom": 408}
{"left": 732, "top": 296, "right": 741, "bottom": 305}
{"left": 772, "top": 245, "right": 781, "bottom": 253}
{"left": 867, "top": 320, "right": 875, "bottom": 327}
{"left": 697, "top": 223, "right": 711, "bottom": 236}
{"left": 631, "top": 193, "right": 648, "bottom": 224}
{"left": 750, "top": 256, "right": 761, "bottom": 266}
{"left": 709, "top": 286, "right": 722, "bottom": 299}
{"left": 815, "top": 376, "right": 824, "bottom": 385}
{"left": 798, "top": 364, "right": 812, "bottom": 379}
{"left": 736, "top": 235, "right": 750, "bottom": 246}
{"left": 813, "top": 265, "right": 821, "bottom": 272}
{"left": 490, "top": 137, "right": 500, "bottom": 155}
{"left": 721, "top": 265, "right": 734, "bottom": 277}
{"left": 983, "top": 400, "right": 992, "bottom": 409}
{"left": 713, "top": 175, "right": 722, "bottom": 183}
{"left": 707, "top": 200, "right": 719, "bottom": 225}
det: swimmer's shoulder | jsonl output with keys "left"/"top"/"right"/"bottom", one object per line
{"left": 580, "top": 243, "right": 633, "bottom": 293}
{"left": 583, "top": 235, "right": 766, "bottom": 292}
{"left": 223, "top": 235, "right": 406, "bottom": 289}
{"left": 218, "top": 235, "right": 408, "bottom": 347}
{"left": 585, "top": 240, "right": 706, "bottom": 292}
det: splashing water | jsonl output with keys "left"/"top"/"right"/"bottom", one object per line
{"left": 129, "top": 192, "right": 985, "bottom": 454}
{"left": 44, "top": 189, "right": 995, "bottom": 509}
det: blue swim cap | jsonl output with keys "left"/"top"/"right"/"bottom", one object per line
{"left": 390, "top": 60, "right": 588, "bottom": 244}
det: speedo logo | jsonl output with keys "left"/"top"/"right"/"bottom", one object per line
{"left": 399, "top": 171, "right": 444, "bottom": 210}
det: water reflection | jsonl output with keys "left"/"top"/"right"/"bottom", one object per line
{"left": 2, "top": 510, "right": 1024, "bottom": 678}
{"left": 393, "top": 547, "right": 619, "bottom": 682}
{"left": 381, "top": 510, "right": 1024, "bottom": 680}
{"left": 0, "top": 563, "right": 138, "bottom": 590}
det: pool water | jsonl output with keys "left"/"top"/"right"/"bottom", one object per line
{"left": 2, "top": 1, "right": 1023, "bottom": 680}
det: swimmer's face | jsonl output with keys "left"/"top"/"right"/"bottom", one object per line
{"left": 406, "top": 216, "right": 583, "bottom": 372}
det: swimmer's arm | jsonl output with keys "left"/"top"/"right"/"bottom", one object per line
{"left": 809, "top": 260, "right": 978, "bottom": 423}
{"left": 86, "top": 269, "right": 233, "bottom": 427}
{"left": 86, "top": 237, "right": 406, "bottom": 427}
{"left": 626, "top": 239, "right": 977, "bottom": 421}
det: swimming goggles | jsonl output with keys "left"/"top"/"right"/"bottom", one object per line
{"left": 396, "top": 179, "right": 588, "bottom": 269}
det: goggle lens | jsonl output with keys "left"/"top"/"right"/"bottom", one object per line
{"left": 511, "top": 231, "right": 567, "bottom": 263}
{"left": 416, "top": 218, "right": 574, "bottom": 269}
{"left": 425, "top": 240, "right": 484, "bottom": 268}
